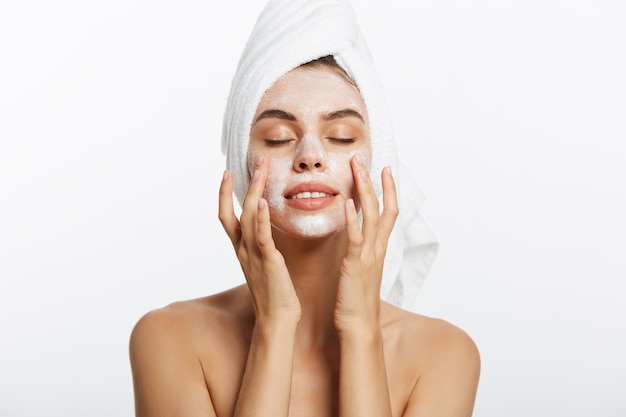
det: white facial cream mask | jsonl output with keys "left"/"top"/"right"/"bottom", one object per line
{"left": 263, "top": 151, "right": 361, "bottom": 238}
{"left": 246, "top": 66, "right": 372, "bottom": 239}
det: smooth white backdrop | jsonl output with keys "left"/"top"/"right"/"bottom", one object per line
{"left": 1, "top": 0, "right": 625, "bottom": 416}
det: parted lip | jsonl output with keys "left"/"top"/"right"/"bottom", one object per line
{"left": 284, "top": 182, "right": 338, "bottom": 199}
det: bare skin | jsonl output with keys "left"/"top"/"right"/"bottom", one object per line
{"left": 130, "top": 67, "right": 480, "bottom": 417}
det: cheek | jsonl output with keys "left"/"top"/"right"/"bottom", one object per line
{"left": 361, "top": 145, "right": 373, "bottom": 169}
{"left": 264, "top": 157, "right": 292, "bottom": 209}
{"left": 246, "top": 149, "right": 261, "bottom": 180}
{"left": 326, "top": 148, "right": 371, "bottom": 195}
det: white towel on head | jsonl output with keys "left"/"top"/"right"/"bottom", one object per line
{"left": 221, "top": 0, "right": 438, "bottom": 310}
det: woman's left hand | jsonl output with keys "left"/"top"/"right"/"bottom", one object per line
{"left": 334, "top": 155, "right": 399, "bottom": 335}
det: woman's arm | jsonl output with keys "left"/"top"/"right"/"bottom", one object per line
{"left": 233, "top": 319, "right": 298, "bottom": 417}
{"left": 335, "top": 158, "right": 398, "bottom": 417}
{"left": 219, "top": 157, "right": 301, "bottom": 417}
{"left": 337, "top": 326, "right": 392, "bottom": 417}
{"left": 335, "top": 159, "right": 480, "bottom": 417}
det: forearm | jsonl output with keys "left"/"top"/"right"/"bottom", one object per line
{"left": 233, "top": 320, "right": 298, "bottom": 417}
{"left": 338, "top": 326, "right": 392, "bottom": 417}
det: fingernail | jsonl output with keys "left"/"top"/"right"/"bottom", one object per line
{"left": 384, "top": 166, "right": 392, "bottom": 177}
{"left": 252, "top": 170, "right": 260, "bottom": 182}
{"left": 359, "top": 169, "right": 368, "bottom": 182}
{"left": 255, "top": 155, "right": 264, "bottom": 167}
{"left": 347, "top": 199, "right": 356, "bottom": 211}
{"left": 258, "top": 198, "right": 266, "bottom": 210}
{"left": 222, "top": 170, "right": 229, "bottom": 181}
{"left": 354, "top": 154, "right": 364, "bottom": 166}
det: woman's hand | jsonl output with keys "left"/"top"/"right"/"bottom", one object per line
{"left": 334, "top": 156, "right": 399, "bottom": 335}
{"left": 219, "top": 156, "right": 301, "bottom": 325}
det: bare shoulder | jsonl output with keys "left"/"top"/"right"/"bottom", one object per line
{"left": 381, "top": 303, "right": 480, "bottom": 417}
{"left": 133, "top": 286, "right": 246, "bottom": 328}
{"left": 129, "top": 285, "right": 253, "bottom": 417}
{"left": 382, "top": 302, "right": 479, "bottom": 366}
{"left": 129, "top": 284, "right": 256, "bottom": 378}
{"left": 131, "top": 284, "right": 253, "bottom": 345}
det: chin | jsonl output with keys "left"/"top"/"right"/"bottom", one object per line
{"left": 271, "top": 212, "right": 346, "bottom": 240}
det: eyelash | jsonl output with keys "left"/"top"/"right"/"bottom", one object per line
{"left": 264, "top": 138, "right": 356, "bottom": 146}
{"left": 264, "top": 139, "right": 293, "bottom": 146}
{"left": 328, "top": 137, "right": 355, "bottom": 144}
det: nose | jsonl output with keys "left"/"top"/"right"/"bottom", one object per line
{"left": 294, "top": 134, "right": 326, "bottom": 172}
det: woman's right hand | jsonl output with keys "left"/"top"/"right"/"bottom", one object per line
{"left": 219, "top": 155, "right": 301, "bottom": 325}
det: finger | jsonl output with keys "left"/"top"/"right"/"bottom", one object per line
{"left": 240, "top": 155, "right": 268, "bottom": 244}
{"left": 345, "top": 198, "right": 363, "bottom": 259}
{"left": 218, "top": 170, "right": 241, "bottom": 247}
{"left": 256, "top": 198, "right": 277, "bottom": 257}
{"left": 351, "top": 155, "right": 379, "bottom": 244}
{"left": 379, "top": 166, "right": 399, "bottom": 244}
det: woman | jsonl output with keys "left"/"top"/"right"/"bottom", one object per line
{"left": 130, "top": 1, "right": 480, "bottom": 416}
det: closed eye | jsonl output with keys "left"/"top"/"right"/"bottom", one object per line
{"left": 328, "top": 137, "right": 356, "bottom": 144}
{"left": 264, "top": 139, "right": 294, "bottom": 146}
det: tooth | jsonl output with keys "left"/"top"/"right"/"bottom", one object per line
{"left": 290, "top": 191, "right": 332, "bottom": 199}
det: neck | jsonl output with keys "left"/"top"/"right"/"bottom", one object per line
{"left": 273, "top": 228, "right": 347, "bottom": 350}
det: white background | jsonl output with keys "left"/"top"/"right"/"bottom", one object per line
{"left": 1, "top": 0, "right": 625, "bottom": 415}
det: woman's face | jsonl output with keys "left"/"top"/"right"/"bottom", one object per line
{"left": 248, "top": 65, "right": 372, "bottom": 239}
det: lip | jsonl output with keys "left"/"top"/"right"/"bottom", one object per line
{"left": 284, "top": 182, "right": 338, "bottom": 211}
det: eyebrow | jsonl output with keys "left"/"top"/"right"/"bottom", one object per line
{"left": 321, "top": 108, "right": 364, "bottom": 123}
{"left": 254, "top": 109, "right": 297, "bottom": 124}
{"left": 253, "top": 108, "right": 364, "bottom": 125}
